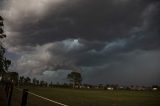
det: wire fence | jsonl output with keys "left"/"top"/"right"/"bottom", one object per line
{"left": 4, "top": 83, "right": 69, "bottom": 106}
{"left": 11, "top": 87, "right": 23, "bottom": 106}
{"left": 14, "top": 87, "right": 68, "bottom": 106}
{"left": 27, "top": 91, "right": 68, "bottom": 106}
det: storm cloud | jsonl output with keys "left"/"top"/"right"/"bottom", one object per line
{"left": 0, "top": 0, "right": 160, "bottom": 85}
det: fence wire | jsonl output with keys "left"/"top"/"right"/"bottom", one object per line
{"left": 13, "top": 87, "right": 68, "bottom": 106}
{"left": 11, "top": 87, "right": 23, "bottom": 106}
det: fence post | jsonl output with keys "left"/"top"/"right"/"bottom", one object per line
{"left": 8, "top": 83, "right": 14, "bottom": 106}
{"left": 5, "top": 82, "right": 10, "bottom": 97}
{"left": 21, "top": 89, "right": 28, "bottom": 106}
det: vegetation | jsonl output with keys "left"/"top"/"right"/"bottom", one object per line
{"left": 0, "top": 16, "right": 11, "bottom": 74}
{"left": 11, "top": 87, "right": 160, "bottom": 106}
{"left": 0, "top": 15, "right": 11, "bottom": 82}
{"left": 67, "top": 72, "right": 82, "bottom": 88}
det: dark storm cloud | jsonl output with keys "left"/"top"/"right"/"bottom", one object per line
{"left": 0, "top": 0, "right": 5, "bottom": 8}
{"left": 4, "top": 0, "right": 159, "bottom": 47}
{"left": 1, "top": 0, "right": 160, "bottom": 85}
{"left": 82, "top": 50, "right": 160, "bottom": 85}
{"left": 129, "top": 1, "right": 160, "bottom": 50}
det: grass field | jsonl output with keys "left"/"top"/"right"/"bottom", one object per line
{"left": 11, "top": 87, "right": 160, "bottom": 106}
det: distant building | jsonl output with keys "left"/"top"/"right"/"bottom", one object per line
{"left": 152, "top": 88, "right": 158, "bottom": 91}
{"left": 107, "top": 87, "right": 114, "bottom": 90}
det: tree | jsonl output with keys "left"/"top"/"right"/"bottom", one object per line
{"left": 24, "top": 77, "right": 31, "bottom": 86}
{"left": 19, "top": 76, "right": 25, "bottom": 86}
{"left": 0, "top": 15, "right": 11, "bottom": 79}
{"left": 49, "top": 82, "right": 53, "bottom": 87}
{"left": 36, "top": 79, "right": 39, "bottom": 86}
{"left": 39, "top": 80, "right": 48, "bottom": 87}
{"left": 32, "top": 78, "right": 37, "bottom": 86}
{"left": 67, "top": 72, "right": 82, "bottom": 88}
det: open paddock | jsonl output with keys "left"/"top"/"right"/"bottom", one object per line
{"left": 11, "top": 87, "right": 160, "bottom": 106}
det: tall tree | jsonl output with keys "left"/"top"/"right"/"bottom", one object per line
{"left": 19, "top": 76, "right": 25, "bottom": 86}
{"left": 32, "top": 78, "right": 37, "bottom": 86}
{"left": 40, "top": 80, "right": 45, "bottom": 87}
{"left": 67, "top": 72, "right": 82, "bottom": 88}
{"left": 24, "top": 77, "right": 31, "bottom": 86}
{"left": 0, "top": 16, "right": 11, "bottom": 77}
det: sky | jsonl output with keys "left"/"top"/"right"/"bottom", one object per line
{"left": 0, "top": 0, "right": 160, "bottom": 85}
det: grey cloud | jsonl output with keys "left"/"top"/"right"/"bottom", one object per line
{"left": 10, "top": 39, "right": 123, "bottom": 75}
{"left": 1, "top": 0, "right": 160, "bottom": 85}
{"left": 3, "top": 0, "right": 159, "bottom": 46}
{"left": 82, "top": 50, "right": 160, "bottom": 85}
{"left": 11, "top": 39, "right": 84, "bottom": 75}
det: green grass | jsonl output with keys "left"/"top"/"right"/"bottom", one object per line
{"left": 11, "top": 87, "right": 160, "bottom": 106}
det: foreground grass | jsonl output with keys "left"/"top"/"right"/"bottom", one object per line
{"left": 11, "top": 87, "right": 160, "bottom": 106}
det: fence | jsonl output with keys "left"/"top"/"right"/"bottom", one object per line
{"left": 4, "top": 81, "right": 14, "bottom": 106}
{"left": 4, "top": 83, "right": 68, "bottom": 106}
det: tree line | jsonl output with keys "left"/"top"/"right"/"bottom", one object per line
{"left": 18, "top": 73, "right": 82, "bottom": 88}
{"left": 18, "top": 76, "right": 48, "bottom": 87}
{"left": 0, "top": 16, "right": 11, "bottom": 77}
